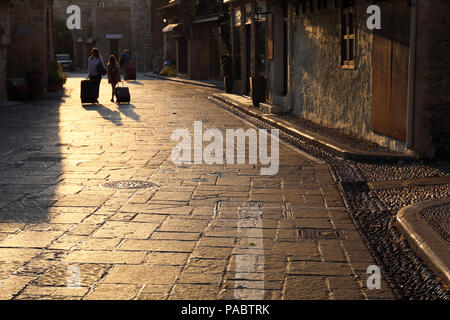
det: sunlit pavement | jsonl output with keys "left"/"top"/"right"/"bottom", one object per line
{"left": 0, "top": 73, "right": 395, "bottom": 299}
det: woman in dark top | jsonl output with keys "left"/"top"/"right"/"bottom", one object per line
{"left": 107, "top": 55, "right": 121, "bottom": 103}
{"left": 87, "top": 48, "right": 105, "bottom": 103}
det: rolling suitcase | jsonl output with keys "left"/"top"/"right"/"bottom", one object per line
{"left": 115, "top": 82, "right": 130, "bottom": 104}
{"left": 81, "top": 80, "right": 97, "bottom": 104}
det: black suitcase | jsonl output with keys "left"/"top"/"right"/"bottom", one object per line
{"left": 81, "top": 80, "right": 97, "bottom": 104}
{"left": 115, "top": 82, "right": 130, "bottom": 104}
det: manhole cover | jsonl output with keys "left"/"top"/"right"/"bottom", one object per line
{"left": 100, "top": 180, "right": 157, "bottom": 190}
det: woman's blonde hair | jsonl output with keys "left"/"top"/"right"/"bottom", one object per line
{"left": 107, "top": 54, "right": 118, "bottom": 66}
{"left": 90, "top": 48, "right": 100, "bottom": 59}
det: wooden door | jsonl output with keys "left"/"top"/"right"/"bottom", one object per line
{"left": 177, "top": 38, "right": 188, "bottom": 74}
{"left": 371, "top": 0, "right": 410, "bottom": 141}
{"left": 109, "top": 39, "right": 119, "bottom": 58}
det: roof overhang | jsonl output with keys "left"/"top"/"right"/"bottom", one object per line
{"left": 193, "top": 14, "right": 220, "bottom": 24}
{"left": 158, "top": 0, "right": 186, "bottom": 15}
{"left": 162, "top": 23, "right": 182, "bottom": 33}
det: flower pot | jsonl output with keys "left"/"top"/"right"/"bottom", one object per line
{"left": 224, "top": 76, "right": 233, "bottom": 93}
{"left": 250, "top": 76, "right": 267, "bottom": 107}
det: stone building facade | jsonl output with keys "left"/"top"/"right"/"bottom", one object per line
{"left": 1, "top": 0, "right": 55, "bottom": 100}
{"left": 228, "top": 0, "right": 450, "bottom": 159}
{"left": 158, "top": 0, "right": 229, "bottom": 80}
{"left": 292, "top": 1, "right": 377, "bottom": 145}
{"left": 53, "top": 0, "right": 167, "bottom": 72}
{"left": 289, "top": 0, "right": 450, "bottom": 158}
{"left": 53, "top": 0, "right": 131, "bottom": 70}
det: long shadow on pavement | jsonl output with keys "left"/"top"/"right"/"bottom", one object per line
{"left": 117, "top": 104, "right": 140, "bottom": 122}
{"left": 0, "top": 97, "right": 64, "bottom": 223}
{"left": 82, "top": 104, "right": 123, "bottom": 126}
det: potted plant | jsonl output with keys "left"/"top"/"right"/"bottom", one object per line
{"left": 220, "top": 53, "right": 233, "bottom": 93}
{"left": 48, "top": 60, "right": 67, "bottom": 92}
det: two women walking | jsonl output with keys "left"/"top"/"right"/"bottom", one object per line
{"left": 87, "top": 47, "right": 123, "bottom": 103}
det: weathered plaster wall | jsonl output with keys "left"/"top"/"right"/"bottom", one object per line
{"left": 293, "top": 2, "right": 373, "bottom": 140}
{"left": 291, "top": 1, "right": 411, "bottom": 152}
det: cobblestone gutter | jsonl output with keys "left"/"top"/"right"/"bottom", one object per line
{"left": 210, "top": 97, "right": 450, "bottom": 300}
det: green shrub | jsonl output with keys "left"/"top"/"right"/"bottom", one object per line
{"left": 48, "top": 60, "right": 67, "bottom": 87}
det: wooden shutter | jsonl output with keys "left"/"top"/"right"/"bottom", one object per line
{"left": 371, "top": 0, "right": 410, "bottom": 142}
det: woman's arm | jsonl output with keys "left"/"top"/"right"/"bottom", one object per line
{"left": 87, "top": 58, "right": 91, "bottom": 77}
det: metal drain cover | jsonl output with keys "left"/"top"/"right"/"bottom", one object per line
{"left": 100, "top": 180, "right": 157, "bottom": 190}
{"left": 298, "top": 228, "right": 345, "bottom": 240}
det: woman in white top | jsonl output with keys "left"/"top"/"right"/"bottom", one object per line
{"left": 87, "top": 48, "right": 105, "bottom": 103}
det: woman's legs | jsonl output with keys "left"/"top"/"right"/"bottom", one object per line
{"left": 88, "top": 75, "right": 101, "bottom": 103}
{"left": 111, "top": 83, "right": 117, "bottom": 102}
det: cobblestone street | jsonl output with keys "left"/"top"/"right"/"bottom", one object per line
{"left": 0, "top": 74, "right": 395, "bottom": 300}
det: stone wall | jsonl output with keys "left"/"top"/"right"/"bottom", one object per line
{"left": 94, "top": 6, "right": 132, "bottom": 60}
{"left": 7, "top": 0, "right": 54, "bottom": 99}
{"left": 131, "top": 0, "right": 151, "bottom": 71}
{"left": 413, "top": 0, "right": 450, "bottom": 159}
{"left": 0, "top": 0, "right": 10, "bottom": 102}
{"left": 151, "top": 0, "right": 169, "bottom": 69}
{"left": 291, "top": 0, "right": 415, "bottom": 153}
{"left": 292, "top": 1, "right": 374, "bottom": 142}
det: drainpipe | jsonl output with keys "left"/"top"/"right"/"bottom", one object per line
{"left": 406, "top": 0, "right": 418, "bottom": 150}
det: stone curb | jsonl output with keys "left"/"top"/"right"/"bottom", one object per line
{"left": 144, "top": 72, "right": 224, "bottom": 90}
{"left": 209, "top": 93, "right": 416, "bottom": 162}
{"left": 396, "top": 198, "right": 450, "bottom": 289}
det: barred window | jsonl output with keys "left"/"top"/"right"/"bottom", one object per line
{"left": 341, "top": 8, "right": 356, "bottom": 69}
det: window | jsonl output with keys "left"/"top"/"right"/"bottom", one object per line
{"left": 341, "top": 8, "right": 356, "bottom": 69}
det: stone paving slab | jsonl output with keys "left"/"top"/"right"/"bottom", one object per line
{"left": 0, "top": 74, "right": 395, "bottom": 300}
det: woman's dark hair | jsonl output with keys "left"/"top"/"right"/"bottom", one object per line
{"left": 90, "top": 48, "right": 100, "bottom": 59}
{"left": 107, "top": 54, "right": 118, "bottom": 66}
